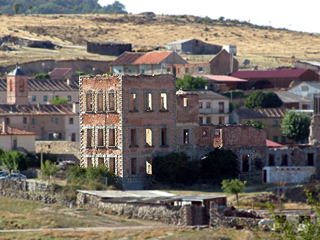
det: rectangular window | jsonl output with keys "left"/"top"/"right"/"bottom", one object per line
{"left": 146, "top": 93, "right": 152, "bottom": 111}
{"left": 32, "top": 96, "right": 36, "bottom": 102}
{"left": 146, "top": 157, "right": 152, "bottom": 175}
{"left": 183, "top": 129, "right": 189, "bottom": 144}
{"left": 206, "top": 117, "right": 211, "bottom": 124}
{"left": 98, "top": 129, "right": 104, "bottom": 147}
{"left": 273, "top": 136, "right": 278, "bottom": 142}
{"left": 146, "top": 128, "right": 153, "bottom": 147}
{"left": 55, "top": 118, "right": 59, "bottom": 124}
{"left": 69, "top": 118, "right": 74, "bottom": 124}
{"left": 43, "top": 96, "right": 48, "bottom": 102}
{"left": 87, "top": 129, "right": 92, "bottom": 148}
{"left": 98, "top": 93, "right": 104, "bottom": 111}
{"left": 109, "top": 93, "right": 115, "bottom": 111}
{"left": 183, "top": 98, "right": 188, "bottom": 107}
{"left": 67, "top": 95, "right": 72, "bottom": 101}
{"left": 199, "top": 102, "right": 203, "bottom": 109}
{"left": 219, "top": 117, "right": 225, "bottom": 124}
{"left": 198, "top": 67, "right": 203, "bottom": 73}
{"left": 281, "top": 154, "right": 288, "bottom": 166}
{"left": 167, "top": 68, "right": 170, "bottom": 73}
{"left": 161, "top": 93, "right": 167, "bottom": 111}
{"left": 131, "top": 158, "right": 137, "bottom": 175}
{"left": 99, "top": 157, "right": 104, "bottom": 166}
{"left": 131, "top": 129, "right": 137, "bottom": 146}
{"left": 141, "top": 69, "right": 145, "bottom": 74}
{"left": 109, "top": 129, "right": 115, "bottom": 147}
{"left": 307, "top": 153, "right": 314, "bottom": 166}
{"left": 87, "top": 158, "right": 92, "bottom": 167}
{"left": 5, "top": 118, "right": 9, "bottom": 124}
{"left": 23, "top": 117, "right": 27, "bottom": 124}
{"left": 206, "top": 102, "right": 211, "bottom": 109}
{"left": 71, "top": 133, "right": 76, "bottom": 142}
{"left": 185, "top": 68, "right": 189, "bottom": 73}
{"left": 242, "top": 155, "right": 249, "bottom": 172}
{"left": 268, "top": 154, "right": 275, "bottom": 166}
{"left": 281, "top": 136, "right": 286, "bottom": 143}
{"left": 31, "top": 119, "right": 36, "bottom": 125}
{"left": 219, "top": 102, "right": 224, "bottom": 113}
{"left": 273, "top": 121, "right": 278, "bottom": 126}
{"left": 161, "top": 128, "right": 167, "bottom": 146}
{"left": 110, "top": 158, "right": 116, "bottom": 173}
{"left": 86, "top": 93, "right": 93, "bottom": 111}
{"left": 199, "top": 117, "right": 203, "bottom": 124}
{"left": 130, "top": 93, "right": 137, "bottom": 111}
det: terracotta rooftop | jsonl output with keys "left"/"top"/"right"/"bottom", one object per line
{"left": 232, "top": 69, "right": 312, "bottom": 79}
{"left": 194, "top": 74, "right": 247, "bottom": 82}
{"left": 233, "top": 108, "right": 287, "bottom": 119}
{"left": 0, "top": 104, "right": 76, "bottom": 116}
{"left": 49, "top": 68, "right": 73, "bottom": 77}
{"left": 0, "top": 79, "right": 79, "bottom": 91}
{"left": 110, "top": 52, "right": 144, "bottom": 65}
{"left": 134, "top": 52, "right": 172, "bottom": 64}
{"left": 266, "top": 139, "right": 283, "bottom": 148}
{"left": 0, "top": 125, "right": 37, "bottom": 135}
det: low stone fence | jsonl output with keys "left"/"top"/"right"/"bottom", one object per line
{"left": 0, "top": 179, "right": 70, "bottom": 205}
{"left": 77, "top": 192, "right": 188, "bottom": 225}
{"left": 209, "top": 201, "right": 261, "bottom": 228}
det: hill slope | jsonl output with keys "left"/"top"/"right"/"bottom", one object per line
{"left": 1, "top": 14, "right": 320, "bottom": 69}
{"left": 0, "top": 0, "right": 127, "bottom": 14}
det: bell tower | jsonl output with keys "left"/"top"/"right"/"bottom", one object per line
{"left": 7, "top": 64, "right": 29, "bottom": 104}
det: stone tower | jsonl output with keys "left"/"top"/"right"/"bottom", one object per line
{"left": 7, "top": 65, "right": 29, "bottom": 104}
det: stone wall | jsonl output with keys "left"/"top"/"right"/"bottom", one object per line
{"left": 76, "top": 192, "right": 188, "bottom": 225}
{"left": 35, "top": 141, "right": 80, "bottom": 163}
{"left": 0, "top": 179, "right": 70, "bottom": 205}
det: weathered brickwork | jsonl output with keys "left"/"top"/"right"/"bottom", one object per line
{"left": 79, "top": 74, "right": 177, "bottom": 185}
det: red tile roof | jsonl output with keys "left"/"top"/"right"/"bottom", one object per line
{"left": 0, "top": 125, "right": 37, "bottom": 135}
{"left": 232, "top": 69, "right": 311, "bottom": 79}
{"left": 110, "top": 52, "right": 145, "bottom": 65}
{"left": 134, "top": 52, "right": 172, "bottom": 64}
{"left": 266, "top": 139, "right": 283, "bottom": 147}
{"left": 194, "top": 74, "right": 247, "bottom": 82}
{"left": 49, "top": 68, "right": 72, "bottom": 77}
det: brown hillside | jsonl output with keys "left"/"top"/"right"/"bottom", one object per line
{"left": 1, "top": 14, "right": 320, "bottom": 68}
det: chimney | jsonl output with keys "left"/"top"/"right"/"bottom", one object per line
{"left": 2, "top": 121, "right": 7, "bottom": 134}
{"left": 73, "top": 101, "right": 79, "bottom": 113}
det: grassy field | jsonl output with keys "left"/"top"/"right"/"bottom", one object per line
{"left": 1, "top": 14, "right": 320, "bottom": 68}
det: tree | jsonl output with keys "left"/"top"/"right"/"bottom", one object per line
{"left": 176, "top": 74, "right": 207, "bottom": 90}
{"left": 51, "top": 96, "right": 68, "bottom": 104}
{"left": 281, "top": 110, "right": 311, "bottom": 143}
{"left": 1, "top": 151, "right": 28, "bottom": 179}
{"left": 13, "top": 2, "right": 20, "bottom": 14}
{"left": 221, "top": 179, "right": 246, "bottom": 208}
{"left": 41, "top": 160, "right": 58, "bottom": 182}
{"left": 245, "top": 91, "right": 282, "bottom": 109}
{"left": 153, "top": 152, "right": 200, "bottom": 185}
{"left": 34, "top": 73, "right": 50, "bottom": 79}
{"left": 28, "top": 5, "right": 33, "bottom": 14}
{"left": 246, "top": 120, "right": 266, "bottom": 130}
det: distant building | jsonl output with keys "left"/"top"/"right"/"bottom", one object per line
{"left": 222, "top": 45, "right": 237, "bottom": 55}
{"left": 194, "top": 75, "right": 247, "bottom": 91}
{"left": 49, "top": 68, "right": 78, "bottom": 80}
{"left": 295, "top": 61, "right": 320, "bottom": 75}
{"left": 275, "top": 91, "right": 311, "bottom": 110}
{"left": 165, "top": 39, "right": 221, "bottom": 54}
{"left": 232, "top": 69, "right": 320, "bottom": 90}
{"left": 87, "top": 41, "right": 132, "bottom": 56}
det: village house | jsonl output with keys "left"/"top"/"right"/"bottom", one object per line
{"left": 230, "top": 108, "right": 289, "bottom": 144}
{"left": 179, "top": 90, "right": 230, "bottom": 125}
{"left": 0, "top": 68, "right": 79, "bottom": 104}
{"left": 0, "top": 121, "right": 37, "bottom": 153}
{"left": 1, "top": 66, "right": 79, "bottom": 142}
{"left": 195, "top": 75, "right": 247, "bottom": 92}
{"left": 232, "top": 69, "right": 319, "bottom": 90}
{"left": 275, "top": 91, "right": 311, "bottom": 110}
{"left": 49, "top": 68, "right": 78, "bottom": 80}
{"left": 294, "top": 61, "right": 320, "bottom": 75}
{"left": 288, "top": 81, "right": 320, "bottom": 114}
{"left": 165, "top": 39, "right": 221, "bottom": 55}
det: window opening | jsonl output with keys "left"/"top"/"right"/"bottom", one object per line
{"left": 161, "top": 93, "right": 167, "bottom": 111}
{"left": 242, "top": 154, "right": 249, "bottom": 172}
{"left": 183, "top": 129, "right": 189, "bottom": 144}
{"left": 146, "top": 157, "right": 152, "bottom": 175}
{"left": 109, "top": 129, "right": 115, "bottom": 147}
{"left": 87, "top": 129, "right": 92, "bottom": 148}
{"left": 131, "top": 158, "right": 137, "bottom": 175}
{"left": 109, "top": 93, "right": 115, "bottom": 111}
{"left": 110, "top": 158, "right": 115, "bottom": 173}
{"left": 130, "top": 93, "right": 137, "bottom": 111}
{"left": 98, "top": 93, "right": 104, "bottom": 111}
{"left": 98, "top": 129, "right": 104, "bottom": 147}
{"left": 86, "top": 94, "right": 92, "bottom": 111}
{"left": 146, "top": 128, "right": 152, "bottom": 146}
{"left": 146, "top": 93, "right": 152, "bottom": 111}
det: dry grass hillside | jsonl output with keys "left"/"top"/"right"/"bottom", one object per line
{"left": 1, "top": 13, "right": 320, "bottom": 68}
